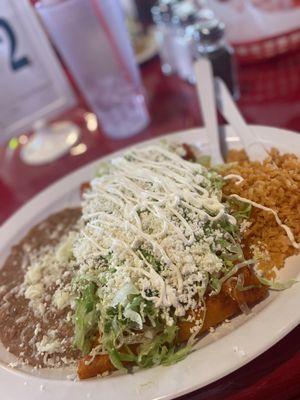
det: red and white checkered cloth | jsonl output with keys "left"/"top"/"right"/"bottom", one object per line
{"left": 206, "top": 0, "right": 300, "bottom": 63}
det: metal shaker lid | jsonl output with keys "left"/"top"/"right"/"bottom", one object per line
{"left": 151, "top": 3, "right": 172, "bottom": 23}
{"left": 193, "top": 18, "right": 225, "bottom": 45}
{"left": 171, "top": 1, "right": 198, "bottom": 26}
{"left": 151, "top": 0, "right": 184, "bottom": 23}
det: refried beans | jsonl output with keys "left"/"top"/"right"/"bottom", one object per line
{"left": 0, "top": 208, "right": 81, "bottom": 369}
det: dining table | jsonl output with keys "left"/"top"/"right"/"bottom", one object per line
{"left": 1, "top": 44, "right": 300, "bottom": 400}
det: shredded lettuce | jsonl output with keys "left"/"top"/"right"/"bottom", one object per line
{"left": 228, "top": 198, "right": 252, "bottom": 221}
{"left": 210, "top": 259, "right": 255, "bottom": 296}
{"left": 236, "top": 283, "right": 260, "bottom": 292}
{"left": 139, "top": 248, "right": 162, "bottom": 272}
{"left": 196, "top": 155, "right": 211, "bottom": 168}
{"left": 99, "top": 300, "right": 192, "bottom": 371}
{"left": 162, "top": 344, "right": 192, "bottom": 365}
{"left": 105, "top": 325, "right": 192, "bottom": 371}
{"left": 98, "top": 294, "right": 162, "bottom": 368}
{"left": 124, "top": 306, "right": 143, "bottom": 330}
{"left": 108, "top": 348, "right": 128, "bottom": 371}
{"left": 209, "top": 171, "right": 224, "bottom": 193}
{"left": 137, "top": 325, "right": 179, "bottom": 368}
{"left": 256, "top": 276, "right": 297, "bottom": 291}
{"left": 96, "top": 161, "right": 111, "bottom": 177}
{"left": 111, "top": 282, "right": 139, "bottom": 307}
{"left": 213, "top": 162, "right": 238, "bottom": 174}
{"left": 73, "top": 282, "right": 100, "bottom": 354}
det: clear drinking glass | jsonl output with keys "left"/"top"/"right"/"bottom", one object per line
{"left": 37, "top": 0, "right": 150, "bottom": 139}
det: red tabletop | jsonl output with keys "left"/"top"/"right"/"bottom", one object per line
{"left": 1, "top": 50, "right": 300, "bottom": 399}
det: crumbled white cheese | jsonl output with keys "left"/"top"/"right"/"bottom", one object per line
{"left": 250, "top": 244, "right": 271, "bottom": 262}
{"left": 52, "top": 289, "right": 73, "bottom": 310}
{"left": 73, "top": 145, "right": 236, "bottom": 324}
{"left": 55, "top": 232, "right": 76, "bottom": 262}
{"left": 239, "top": 220, "right": 252, "bottom": 233}
{"left": 21, "top": 230, "right": 78, "bottom": 318}
{"left": 24, "top": 283, "right": 44, "bottom": 300}
{"left": 36, "top": 333, "right": 62, "bottom": 355}
{"left": 233, "top": 346, "right": 246, "bottom": 357}
{"left": 8, "top": 361, "right": 20, "bottom": 368}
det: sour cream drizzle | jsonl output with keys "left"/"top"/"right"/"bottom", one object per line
{"left": 228, "top": 194, "right": 300, "bottom": 249}
{"left": 77, "top": 146, "right": 235, "bottom": 313}
{"left": 223, "top": 174, "right": 244, "bottom": 185}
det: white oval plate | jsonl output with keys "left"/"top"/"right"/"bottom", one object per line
{"left": 1, "top": 125, "right": 300, "bottom": 400}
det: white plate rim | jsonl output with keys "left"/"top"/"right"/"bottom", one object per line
{"left": 0, "top": 124, "right": 299, "bottom": 400}
{"left": 135, "top": 27, "right": 158, "bottom": 64}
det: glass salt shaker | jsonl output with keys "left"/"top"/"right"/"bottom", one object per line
{"left": 171, "top": 1, "right": 198, "bottom": 83}
{"left": 193, "top": 18, "right": 239, "bottom": 99}
{"left": 151, "top": 0, "right": 184, "bottom": 75}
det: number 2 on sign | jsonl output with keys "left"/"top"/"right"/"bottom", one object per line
{"left": 0, "top": 18, "right": 30, "bottom": 72}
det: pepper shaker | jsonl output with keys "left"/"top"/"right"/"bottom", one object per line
{"left": 193, "top": 18, "right": 239, "bottom": 98}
